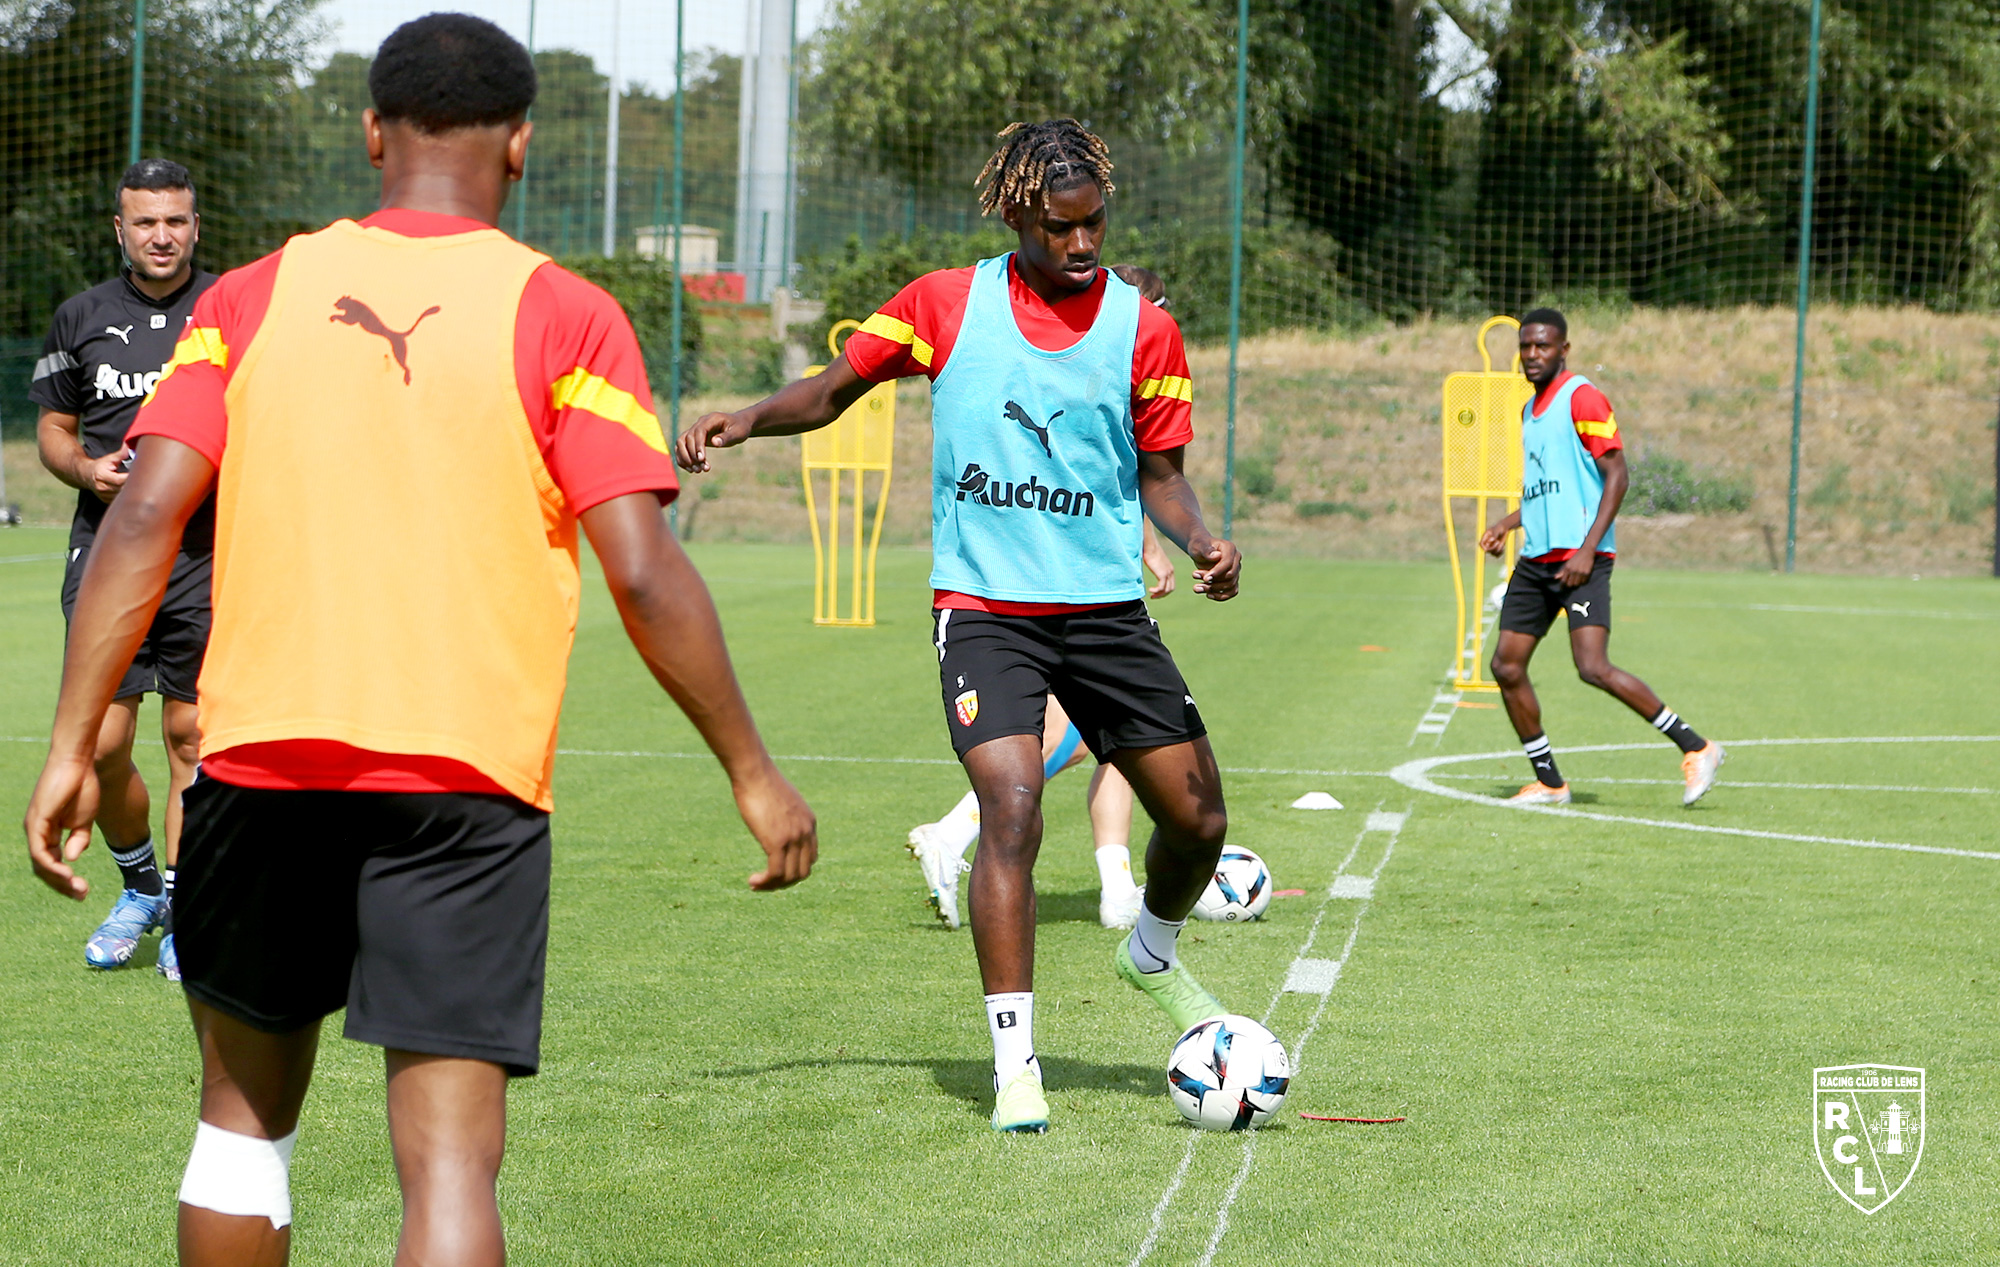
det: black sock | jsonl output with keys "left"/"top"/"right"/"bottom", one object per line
{"left": 1650, "top": 706, "right": 1706, "bottom": 754}
{"left": 108, "top": 837, "right": 164, "bottom": 897}
{"left": 1522, "top": 734, "right": 1564, "bottom": 788}
{"left": 162, "top": 867, "right": 175, "bottom": 934}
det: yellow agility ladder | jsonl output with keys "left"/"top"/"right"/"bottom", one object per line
{"left": 801, "top": 319, "right": 895, "bottom": 626}
{"left": 1440, "top": 316, "right": 1532, "bottom": 691}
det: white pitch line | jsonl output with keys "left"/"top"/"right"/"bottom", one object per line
{"left": 1427, "top": 773, "right": 1998, "bottom": 796}
{"left": 1191, "top": 807, "right": 1411, "bottom": 1267}
{"left": 1391, "top": 737, "right": 2000, "bottom": 861}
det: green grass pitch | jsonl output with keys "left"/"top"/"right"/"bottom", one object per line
{"left": 3, "top": 523, "right": 1998, "bottom": 1264}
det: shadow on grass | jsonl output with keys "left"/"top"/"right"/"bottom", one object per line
{"left": 1483, "top": 786, "right": 1601, "bottom": 804}
{"left": 701, "top": 1053, "right": 1161, "bottom": 1113}
{"left": 899, "top": 887, "right": 1134, "bottom": 928}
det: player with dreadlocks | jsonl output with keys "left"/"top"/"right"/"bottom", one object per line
{"left": 680, "top": 118, "right": 1245, "bottom": 1133}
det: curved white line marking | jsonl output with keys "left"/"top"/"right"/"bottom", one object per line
{"left": 1390, "top": 737, "right": 2000, "bottom": 861}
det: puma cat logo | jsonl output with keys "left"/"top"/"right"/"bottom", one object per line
{"left": 1571, "top": 601, "right": 1591, "bottom": 618}
{"left": 330, "top": 297, "right": 441, "bottom": 384}
{"left": 1003, "top": 400, "right": 1062, "bottom": 457}
{"left": 105, "top": 324, "right": 133, "bottom": 344}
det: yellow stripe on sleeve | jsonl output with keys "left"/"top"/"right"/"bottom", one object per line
{"left": 1136, "top": 374, "right": 1193, "bottom": 404}
{"left": 549, "top": 368, "right": 668, "bottom": 453}
{"left": 143, "top": 326, "right": 229, "bottom": 404}
{"left": 856, "top": 312, "right": 933, "bottom": 367}
{"left": 1576, "top": 415, "right": 1618, "bottom": 439}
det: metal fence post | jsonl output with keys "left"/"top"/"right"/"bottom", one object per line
{"left": 1785, "top": 0, "right": 1824, "bottom": 573}
{"left": 1222, "top": 0, "right": 1248, "bottom": 540}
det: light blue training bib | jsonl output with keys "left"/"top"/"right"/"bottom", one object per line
{"left": 1519, "top": 374, "right": 1615, "bottom": 558}
{"left": 928, "top": 255, "right": 1145, "bottom": 603}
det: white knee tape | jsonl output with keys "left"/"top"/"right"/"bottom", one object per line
{"left": 178, "top": 1121, "right": 297, "bottom": 1228}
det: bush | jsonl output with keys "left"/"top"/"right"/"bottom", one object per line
{"left": 554, "top": 256, "right": 705, "bottom": 399}
{"left": 1297, "top": 500, "right": 1370, "bottom": 520}
{"left": 795, "top": 220, "right": 1366, "bottom": 349}
{"left": 1624, "top": 452, "right": 1753, "bottom": 516}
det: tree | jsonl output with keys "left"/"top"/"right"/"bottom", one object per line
{"left": 802, "top": 0, "right": 1308, "bottom": 196}
{"left": 0, "top": 0, "right": 325, "bottom": 342}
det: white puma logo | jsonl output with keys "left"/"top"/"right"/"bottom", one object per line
{"left": 1571, "top": 601, "right": 1591, "bottom": 617}
{"left": 105, "top": 324, "right": 133, "bottom": 344}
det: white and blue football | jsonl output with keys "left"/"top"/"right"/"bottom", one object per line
{"left": 1167, "top": 1014, "right": 1292, "bottom": 1131}
{"left": 1192, "top": 848, "right": 1272, "bottom": 922}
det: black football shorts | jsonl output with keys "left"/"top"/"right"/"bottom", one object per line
{"left": 1498, "top": 555, "right": 1615, "bottom": 640}
{"left": 62, "top": 542, "right": 211, "bottom": 702}
{"left": 175, "top": 776, "right": 552, "bottom": 1076}
{"left": 932, "top": 601, "right": 1206, "bottom": 761}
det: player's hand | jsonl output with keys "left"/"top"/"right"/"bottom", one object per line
{"left": 1557, "top": 554, "right": 1595, "bottom": 588}
{"left": 676, "top": 411, "right": 752, "bottom": 474}
{"left": 1479, "top": 524, "right": 1507, "bottom": 556}
{"left": 1188, "top": 534, "right": 1241, "bottom": 601}
{"left": 1143, "top": 535, "right": 1176, "bottom": 598}
{"left": 84, "top": 452, "right": 128, "bottom": 504}
{"left": 24, "top": 754, "right": 100, "bottom": 900}
{"left": 732, "top": 760, "right": 818, "bottom": 890}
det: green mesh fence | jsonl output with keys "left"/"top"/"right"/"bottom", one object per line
{"left": 3, "top": 0, "right": 1995, "bottom": 570}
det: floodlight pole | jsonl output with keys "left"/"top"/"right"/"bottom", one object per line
{"left": 1785, "top": 0, "right": 1823, "bottom": 574}
{"left": 515, "top": 0, "right": 536, "bottom": 243}
{"left": 127, "top": 0, "right": 146, "bottom": 165}
{"left": 1222, "top": 0, "right": 1249, "bottom": 539}
{"left": 670, "top": 0, "right": 686, "bottom": 534}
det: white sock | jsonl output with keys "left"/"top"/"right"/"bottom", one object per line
{"left": 1095, "top": 845, "right": 1137, "bottom": 901}
{"left": 1128, "top": 907, "right": 1184, "bottom": 974}
{"left": 937, "top": 791, "right": 981, "bottom": 858}
{"left": 986, "top": 992, "right": 1035, "bottom": 1082}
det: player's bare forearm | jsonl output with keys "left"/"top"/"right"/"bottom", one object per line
{"left": 1480, "top": 509, "right": 1522, "bottom": 556}
{"left": 35, "top": 409, "right": 115, "bottom": 497}
{"left": 49, "top": 438, "right": 210, "bottom": 759}
{"left": 581, "top": 494, "right": 817, "bottom": 887}
{"left": 675, "top": 357, "right": 873, "bottom": 472}
{"left": 26, "top": 436, "right": 212, "bottom": 899}
{"left": 1138, "top": 448, "right": 1240, "bottom": 600}
{"left": 584, "top": 495, "right": 776, "bottom": 779}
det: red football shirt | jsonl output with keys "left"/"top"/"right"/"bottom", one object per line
{"left": 1527, "top": 370, "right": 1623, "bottom": 563}
{"left": 129, "top": 208, "right": 681, "bottom": 796}
{"left": 843, "top": 258, "right": 1196, "bottom": 614}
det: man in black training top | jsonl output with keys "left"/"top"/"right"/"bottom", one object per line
{"left": 32, "top": 158, "right": 216, "bottom": 979}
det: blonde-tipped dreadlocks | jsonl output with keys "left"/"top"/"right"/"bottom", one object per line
{"left": 976, "top": 119, "right": 1115, "bottom": 216}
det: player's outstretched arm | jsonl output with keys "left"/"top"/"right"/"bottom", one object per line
{"left": 675, "top": 356, "right": 874, "bottom": 473}
{"left": 1480, "top": 509, "right": 1523, "bottom": 556}
{"left": 1137, "top": 447, "right": 1240, "bottom": 601}
{"left": 580, "top": 493, "right": 817, "bottom": 890}
{"left": 25, "top": 436, "right": 214, "bottom": 899}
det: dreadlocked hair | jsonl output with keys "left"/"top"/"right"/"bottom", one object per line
{"left": 976, "top": 119, "right": 1115, "bottom": 217}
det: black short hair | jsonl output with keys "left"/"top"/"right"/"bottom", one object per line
{"left": 1520, "top": 307, "right": 1567, "bottom": 339}
{"left": 1111, "top": 264, "right": 1168, "bottom": 307}
{"left": 115, "top": 158, "right": 195, "bottom": 215}
{"left": 369, "top": 13, "right": 536, "bottom": 132}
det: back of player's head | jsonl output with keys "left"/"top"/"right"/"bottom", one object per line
{"left": 116, "top": 158, "right": 195, "bottom": 214}
{"left": 977, "top": 119, "right": 1115, "bottom": 216}
{"left": 1111, "top": 264, "right": 1168, "bottom": 307}
{"left": 1520, "top": 307, "right": 1567, "bottom": 339}
{"left": 370, "top": 13, "right": 537, "bottom": 133}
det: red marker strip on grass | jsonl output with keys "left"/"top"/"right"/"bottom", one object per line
{"left": 1274, "top": 889, "right": 1307, "bottom": 898}
{"left": 1300, "top": 1113, "right": 1406, "bottom": 1124}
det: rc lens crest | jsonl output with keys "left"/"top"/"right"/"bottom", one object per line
{"left": 1814, "top": 1064, "right": 1924, "bottom": 1214}
{"left": 954, "top": 690, "right": 979, "bottom": 727}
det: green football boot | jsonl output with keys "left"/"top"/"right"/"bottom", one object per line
{"left": 1114, "top": 936, "right": 1227, "bottom": 1033}
{"left": 991, "top": 1061, "right": 1050, "bottom": 1134}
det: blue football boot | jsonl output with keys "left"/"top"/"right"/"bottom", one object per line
{"left": 156, "top": 932, "right": 181, "bottom": 981}
{"left": 84, "top": 888, "right": 168, "bottom": 970}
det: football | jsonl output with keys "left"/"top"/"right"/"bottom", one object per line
{"left": 1167, "top": 1014, "right": 1292, "bottom": 1131}
{"left": 1192, "top": 847, "right": 1273, "bottom": 922}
